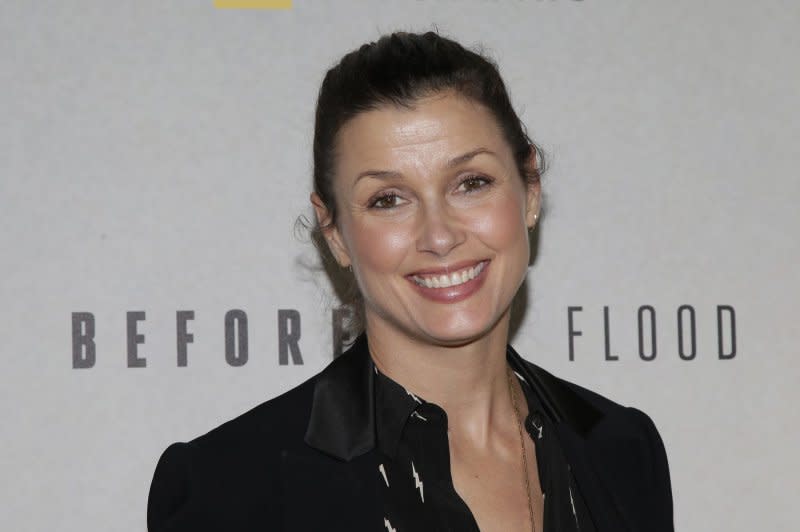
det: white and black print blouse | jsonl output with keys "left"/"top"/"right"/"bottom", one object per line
{"left": 372, "top": 363, "right": 597, "bottom": 531}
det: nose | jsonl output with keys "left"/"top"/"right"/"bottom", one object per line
{"left": 416, "top": 203, "right": 465, "bottom": 256}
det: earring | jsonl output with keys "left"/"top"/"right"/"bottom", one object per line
{"left": 528, "top": 213, "right": 539, "bottom": 232}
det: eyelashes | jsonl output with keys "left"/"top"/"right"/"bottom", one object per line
{"left": 366, "top": 174, "right": 495, "bottom": 210}
{"left": 456, "top": 174, "right": 493, "bottom": 193}
{"left": 367, "top": 192, "right": 404, "bottom": 210}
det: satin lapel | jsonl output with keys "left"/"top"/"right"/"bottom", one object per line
{"left": 507, "top": 345, "right": 602, "bottom": 436}
{"left": 508, "top": 346, "right": 631, "bottom": 531}
{"left": 304, "top": 334, "right": 376, "bottom": 461}
{"left": 554, "top": 423, "right": 631, "bottom": 532}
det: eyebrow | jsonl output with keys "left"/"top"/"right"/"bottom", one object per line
{"left": 353, "top": 147, "right": 498, "bottom": 182}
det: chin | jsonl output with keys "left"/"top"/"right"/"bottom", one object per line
{"left": 412, "top": 310, "right": 506, "bottom": 348}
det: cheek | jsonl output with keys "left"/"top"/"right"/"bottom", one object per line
{"left": 346, "top": 219, "right": 413, "bottom": 274}
{"left": 470, "top": 192, "right": 528, "bottom": 250}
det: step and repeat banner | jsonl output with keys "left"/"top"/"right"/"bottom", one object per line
{"left": 1, "top": 1, "right": 797, "bottom": 530}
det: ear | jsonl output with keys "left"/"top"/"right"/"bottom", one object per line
{"left": 310, "top": 192, "right": 352, "bottom": 268}
{"left": 525, "top": 180, "right": 541, "bottom": 228}
{"left": 523, "top": 147, "right": 541, "bottom": 228}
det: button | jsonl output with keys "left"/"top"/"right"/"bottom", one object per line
{"left": 526, "top": 412, "right": 544, "bottom": 440}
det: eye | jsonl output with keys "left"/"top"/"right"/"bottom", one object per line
{"left": 456, "top": 174, "right": 493, "bottom": 193}
{"left": 367, "top": 192, "right": 405, "bottom": 210}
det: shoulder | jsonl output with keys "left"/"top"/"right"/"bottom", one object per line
{"left": 521, "top": 356, "right": 663, "bottom": 442}
{"left": 556, "top": 371, "right": 667, "bottom": 453}
{"left": 527, "top": 363, "right": 674, "bottom": 527}
{"left": 191, "top": 374, "right": 317, "bottom": 457}
{"left": 566, "top": 374, "right": 656, "bottom": 429}
{"left": 157, "top": 372, "right": 320, "bottom": 470}
{"left": 147, "top": 374, "right": 320, "bottom": 530}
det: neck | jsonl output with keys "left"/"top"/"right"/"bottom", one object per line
{"left": 366, "top": 313, "right": 523, "bottom": 447}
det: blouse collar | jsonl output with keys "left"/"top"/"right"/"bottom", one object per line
{"left": 304, "top": 333, "right": 602, "bottom": 462}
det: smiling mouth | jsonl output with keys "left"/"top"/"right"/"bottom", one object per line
{"left": 409, "top": 261, "right": 488, "bottom": 289}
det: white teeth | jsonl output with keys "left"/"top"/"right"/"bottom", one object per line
{"left": 412, "top": 261, "right": 486, "bottom": 289}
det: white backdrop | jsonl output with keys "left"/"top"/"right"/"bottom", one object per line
{"left": 1, "top": 1, "right": 798, "bottom": 530}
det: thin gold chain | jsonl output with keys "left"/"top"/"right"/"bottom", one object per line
{"left": 507, "top": 367, "right": 536, "bottom": 532}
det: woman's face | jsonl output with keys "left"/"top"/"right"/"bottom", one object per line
{"left": 313, "top": 91, "right": 540, "bottom": 347}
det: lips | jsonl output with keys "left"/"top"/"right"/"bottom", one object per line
{"left": 408, "top": 260, "right": 488, "bottom": 289}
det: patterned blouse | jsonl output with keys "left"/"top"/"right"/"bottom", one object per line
{"left": 372, "top": 360, "right": 597, "bottom": 531}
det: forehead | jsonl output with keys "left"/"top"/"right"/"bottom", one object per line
{"left": 333, "top": 92, "right": 512, "bottom": 175}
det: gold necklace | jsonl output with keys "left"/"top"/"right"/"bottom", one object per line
{"left": 507, "top": 366, "right": 536, "bottom": 532}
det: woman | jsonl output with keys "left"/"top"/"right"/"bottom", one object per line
{"left": 147, "top": 31, "right": 673, "bottom": 532}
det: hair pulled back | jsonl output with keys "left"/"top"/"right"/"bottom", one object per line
{"left": 308, "top": 30, "right": 547, "bottom": 332}
{"left": 313, "top": 30, "right": 547, "bottom": 228}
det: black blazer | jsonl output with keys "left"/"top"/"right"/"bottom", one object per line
{"left": 147, "top": 335, "right": 674, "bottom": 531}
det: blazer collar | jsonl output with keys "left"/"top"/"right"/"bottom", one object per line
{"left": 304, "top": 333, "right": 603, "bottom": 461}
{"left": 304, "top": 334, "right": 375, "bottom": 461}
{"left": 505, "top": 343, "right": 603, "bottom": 435}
